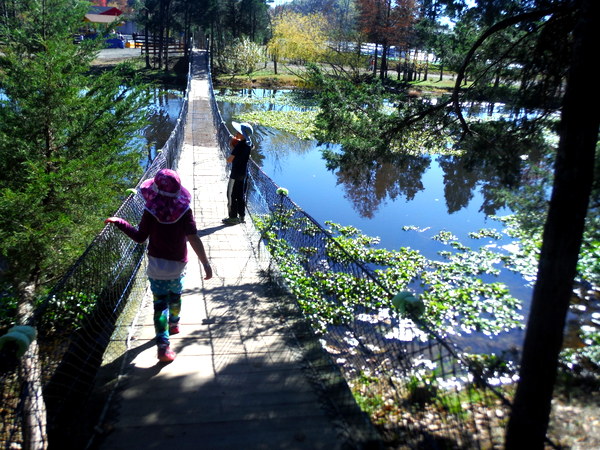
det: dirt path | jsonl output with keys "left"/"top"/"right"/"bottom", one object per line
{"left": 92, "top": 48, "right": 142, "bottom": 66}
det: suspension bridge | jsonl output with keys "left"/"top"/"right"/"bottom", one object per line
{"left": 0, "top": 48, "right": 520, "bottom": 450}
{"left": 89, "top": 48, "right": 379, "bottom": 450}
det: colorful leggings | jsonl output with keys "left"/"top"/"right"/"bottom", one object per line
{"left": 149, "top": 277, "right": 183, "bottom": 347}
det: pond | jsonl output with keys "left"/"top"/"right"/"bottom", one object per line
{"left": 216, "top": 88, "right": 540, "bottom": 354}
{"left": 217, "top": 90, "right": 517, "bottom": 249}
{"left": 137, "top": 86, "right": 186, "bottom": 167}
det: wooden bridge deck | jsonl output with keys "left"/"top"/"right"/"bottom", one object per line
{"left": 93, "top": 49, "right": 379, "bottom": 450}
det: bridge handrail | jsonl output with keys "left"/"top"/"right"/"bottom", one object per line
{"left": 0, "top": 45, "right": 193, "bottom": 449}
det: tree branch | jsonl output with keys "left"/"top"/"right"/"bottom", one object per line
{"left": 451, "top": 4, "right": 571, "bottom": 135}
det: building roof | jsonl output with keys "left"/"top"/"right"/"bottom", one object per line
{"left": 84, "top": 13, "right": 123, "bottom": 24}
{"left": 88, "top": 6, "right": 123, "bottom": 16}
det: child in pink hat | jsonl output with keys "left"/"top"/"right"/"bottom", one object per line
{"left": 105, "top": 168, "right": 212, "bottom": 363}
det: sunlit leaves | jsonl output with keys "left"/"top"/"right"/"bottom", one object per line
{"left": 215, "top": 92, "right": 319, "bottom": 139}
{"left": 267, "top": 11, "right": 329, "bottom": 64}
{"left": 420, "top": 274, "right": 521, "bottom": 335}
{"left": 217, "top": 37, "right": 266, "bottom": 75}
{"left": 560, "top": 326, "right": 600, "bottom": 373}
{"left": 219, "top": 88, "right": 459, "bottom": 157}
{"left": 236, "top": 110, "right": 318, "bottom": 140}
{"left": 215, "top": 94, "right": 292, "bottom": 107}
{"left": 256, "top": 212, "right": 523, "bottom": 337}
{"left": 469, "top": 229, "right": 503, "bottom": 240}
{"left": 492, "top": 214, "right": 542, "bottom": 285}
{"left": 0, "top": 0, "right": 150, "bottom": 294}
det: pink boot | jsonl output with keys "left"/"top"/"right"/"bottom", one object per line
{"left": 157, "top": 345, "right": 176, "bottom": 363}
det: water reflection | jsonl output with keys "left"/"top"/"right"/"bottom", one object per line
{"left": 217, "top": 93, "right": 517, "bottom": 252}
{"left": 216, "top": 88, "right": 600, "bottom": 356}
{"left": 218, "top": 89, "right": 548, "bottom": 225}
{"left": 135, "top": 87, "right": 185, "bottom": 168}
{"left": 335, "top": 154, "right": 430, "bottom": 219}
{"left": 220, "top": 91, "right": 530, "bottom": 353}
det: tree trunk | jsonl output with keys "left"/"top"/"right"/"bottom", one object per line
{"left": 406, "top": 49, "right": 414, "bottom": 82}
{"left": 163, "top": 0, "right": 171, "bottom": 72}
{"left": 373, "top": 44, "right": 379, "bottom": 76}
{"left": 379, "top": 42, "right": 388, "bottom": 80}
{"left": 144, "top": 11, "right": 150, "bottom": 69}
{"left": 505, "top": 0, "right": 599, "bottom": 447}
{"left": 21, "top": 340, "right": 47, "bottom": 450}
{"left": 157, "top": 3, "right": 164, "bottom": 70}
{"left": 18, "top": 283, "right": 48, "bottom": 450}
{"left": 183, "top": 2, "right": 190, "bottom": 57}
{"left": 209, "top": 28, "right": 214, "bottom": 69}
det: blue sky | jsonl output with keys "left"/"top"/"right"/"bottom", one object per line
{"left": 269, "top": 0, "right": 292, "bottom": 6}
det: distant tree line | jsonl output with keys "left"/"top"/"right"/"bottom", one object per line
{"left": 129, "top": 0, "right": 271, "bottom": 70}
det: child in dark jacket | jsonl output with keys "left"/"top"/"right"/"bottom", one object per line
{"left": 222, "top": 121, "right": 253, "bottom": 225}
{"left": 105, "top": 168, "right": 212, "bottom": 363}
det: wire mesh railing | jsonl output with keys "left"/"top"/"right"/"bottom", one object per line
{"left": 0, "top": 50, "right": 193, "bottom": 450}
{"left": 207, "top": 57, "right": 515, "bottom": 448}
{"left": 0, "top": 47, "right": 526, "bottom": 450}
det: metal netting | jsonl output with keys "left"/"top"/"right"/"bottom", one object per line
{"left": 0, "top": 51, "right": 193, "bottom": 450}
{"left": 206, "top": 56, "right": 513, "bottom": 449}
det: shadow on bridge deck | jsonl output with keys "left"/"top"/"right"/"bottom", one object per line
{"left": 91, "top": 50, "right": 381, "bottom": 450}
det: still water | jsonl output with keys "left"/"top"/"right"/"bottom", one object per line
{"left": 217, "top": 90, "right": 511, "bottom": 251}
{"left": 139, "top": 87, "right": 185, "bottom": 167}
{"left": 151, "top": 86, "right": 596, "bottom": 357}
{"left": 216, "top": 88, "right": 540, "bottom": 354}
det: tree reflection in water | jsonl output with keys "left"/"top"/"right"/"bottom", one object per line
{"left": 136, "top": 87, "right": 185, "bottom": 168}
{"left": 335, "top": 154, "right": 430, "bottom": 219}
{"left": 218, "top": 89, "right": 600, "bottom": 356}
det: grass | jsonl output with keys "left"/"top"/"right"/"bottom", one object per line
{"left": 214, "top": 65, "right": 307, "bottom": 88}
{"left": 214, "top": 60, "right": 462, "bottom": 95}
{"left": 90, "top": 54, "right": 189, "bottom": 88}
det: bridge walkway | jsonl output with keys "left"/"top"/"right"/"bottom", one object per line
{"left": 94, "top": 49, "right": 377, "bottom": 450}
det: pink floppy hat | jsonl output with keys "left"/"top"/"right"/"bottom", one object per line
{"left": 139, "top": 169, "right": 191, "bottom": 224}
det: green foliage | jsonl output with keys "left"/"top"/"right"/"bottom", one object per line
{"left": 350, "top": 371, "right": 386, "bottom": 417}
{"left": 219, "top": 88, "right": 598, "bottom": 292}
{"left": 492, "top": 215, "right": 542, "bottom": 285}
{"left": 215, "top": 91, "right": 319, "bottom": 139}
{"left": 216, "top": 37, "right": 266, "bottom": 76}
{"left": 255, "top": 209, "right": 523, "bottom": 336}
{"left": 215, "top": 93, "right": 292, "bottom": 107}
{"left": 0, "top": 0, "right": 151, "bottom": 295}
{"left": 462, "top": 352, "right": 519, "bottom": 386}
{"left": 42, "top": 290, "right": 99, "bottom": 331}
{"left": 0, "top": 294, "right": 18, "bottom": 328}
{"left": 490, "top": 140, "right": 600, "bottom": 289}
{"left": 577, "top": 238, "right": 600, "bottom": 288}
{"left": 306, "top": 64, "right": 456, "bottom": 165}
{"left": 236, "top": 110, "right": 318, "bottom": 140}
{"left": 268, "top": 11, "right": 329, "bottom": 64}
{"left": 560, "top": 327, "right": 600, "bottom": 373}
{"left": 493, "top": 207, "right": 600, "bottom": 291}
{"left": 469, "top": 229, "right": 503, "bottom": 240}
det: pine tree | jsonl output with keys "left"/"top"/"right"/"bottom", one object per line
{"left": 0, "top": 0, "right": 151, "bottom": 302}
